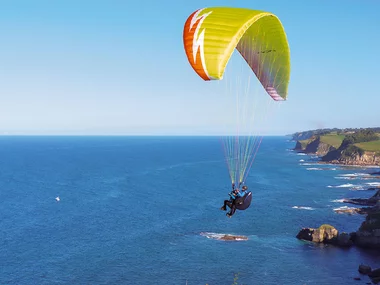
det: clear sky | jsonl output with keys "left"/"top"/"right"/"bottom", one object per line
{"left": 0, "top": 0, "right": 379, "bottom": 135}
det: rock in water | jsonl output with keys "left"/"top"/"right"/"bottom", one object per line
{"left": 314, "top": 224, "right": 339, "bottom": 243}
{"left": 369, "top": 268, "right": 380, "bottom": 279}
{"left": 369, "top": 268, "right": 380, "bottom": 284}
{"left": 358, "top": 264, "right": 372, "bottom": 275}
{"left": 336, "top": 232, "right": 353, "bottom": 247}
{"left": 219, "top": 234, "right": 248, "bottom": 241}
{"left": 296, "top": 228, "right": 313, "bottom": 241}
{"left": 354, "top": 211, "right": 380, "bottom": 248}
{"left": 200, "top": 232, "right": 248, "bottom": 241}
{"left": 296, "top": 224, "right": 353, "bottom": 246}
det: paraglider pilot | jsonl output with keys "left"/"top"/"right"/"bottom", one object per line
{"left": 220, "top": 185, "right": 249, "bottom": 218}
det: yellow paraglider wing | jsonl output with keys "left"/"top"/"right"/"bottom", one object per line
{"left": 183, "top": 7, "right": 290, "bottom": 100}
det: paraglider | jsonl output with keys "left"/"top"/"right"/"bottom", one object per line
{"left": 183, "top": 7, "right": 290, "bottom": 216}
{"left": 220, "top": 185, "right": 252, "bottom": 218}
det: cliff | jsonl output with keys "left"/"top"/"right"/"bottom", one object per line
{"left": 293, "top": 128, "right": 380, "bottom": 166}
{"left": 304, "top": 137, "right": 336, "bottom": 156}
{"left": 353, "top": 209, "right": 380, "bottom": 249}
{"left": 322, "top": 149, "right": 380, "bottom": 166}
{"left": 294, "top": 136, "right": 337, "bottom": 156}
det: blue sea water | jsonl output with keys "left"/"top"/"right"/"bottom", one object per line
{"left": 0, "top": 136, "right": 379, "bottom": 285}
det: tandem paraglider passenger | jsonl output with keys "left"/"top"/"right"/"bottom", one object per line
{"left": 220, "top": 185, "right": 251, "bottom": 218}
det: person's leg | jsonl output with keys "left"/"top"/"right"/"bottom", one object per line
{"left": 221, "top": 200, "right": 232, "bottom": 211}
{"left": 227, "top": 201, "right": 237, "bottom": 217}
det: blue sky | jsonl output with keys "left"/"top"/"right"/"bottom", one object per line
{"left": 0, "top": 0, "right": 379, "bottom": 135}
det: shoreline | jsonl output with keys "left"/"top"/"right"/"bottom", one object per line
{"left": 316, "top": 161, "right": 380, "bottom": 168}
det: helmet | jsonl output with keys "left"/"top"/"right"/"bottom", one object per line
{"left": 242, "top": 185, "right": 248, "bottom": 190}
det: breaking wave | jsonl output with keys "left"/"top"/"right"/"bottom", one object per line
{"left": 292, "top": 206, "right": 315, "bottom": 210}
{"left": 200, "top": 232, "right": 248, "bottom": 241}
{"left": 333, "top": 206, "right": 357, "bottom": 212}
{"left": 330, "top": 199, "right": 345, "bottom": 203}
{"left": 327, "top": 183, "right": 355, "bottom": 188}
{"left": 366, "top": 182, "right": 380, "bottom": 187}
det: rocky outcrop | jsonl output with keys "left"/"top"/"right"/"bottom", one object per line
{"left": 219, "top": 234, "right": 248, "bottom": 241}
{"left": 296, "top": 224, "right": 353, "bottom": 246}
{"left": 298, "top": 212, "right": 380, "bottom": 249}
{"left": 353, "top": 211, "right": 380, "bottom": 249}
{"left": 369, "top": 268, "right": 380, "bottom": 284}
{"left": 333, "top": 206, "right": 373, "bottom": 215}
{"left": 342, "top": 190, "right": 380, "bottom": 208}
{"left": 300, "top": 191, "right": 380, "bottom": 249}
{"left": 335, "top": 232, "right": 354, "bottom": 247}
{"left": 358, "top": 265, "right": 380, "bottom": 284}
{"left": 359, "top": 264, "right": 372, "bottom": 275}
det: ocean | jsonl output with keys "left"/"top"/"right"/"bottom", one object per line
{"left": 0, "top": 136, "right": 379, "bottom": 285}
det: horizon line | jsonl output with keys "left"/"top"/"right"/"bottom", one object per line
{"left": 0, "top": 134, "right": 291, "bottom": 137}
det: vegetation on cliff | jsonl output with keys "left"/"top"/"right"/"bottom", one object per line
{"left": 290, "top": 127, "right": 380, "bottom": 141}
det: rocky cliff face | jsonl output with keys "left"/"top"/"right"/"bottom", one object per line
{"left": 294, "top": 136, "right": 336, "bottom": 156}
{"left": 305, "top": 137, "right": 336, "bottom": 156}
{"left": 294, "top": 141, "right": 303, "bottom": 151}
{"left": 353, "top": 209, "right": 380, "bottom": 249}
{"left": 322, "top": 149, "right": 380, "bottom": 166}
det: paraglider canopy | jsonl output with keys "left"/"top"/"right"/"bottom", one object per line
{"left": 183, "top": 7, "right": 291, "bottom": 197}
{"left": 183, "top": 6, "right": 291, "bottom": 101}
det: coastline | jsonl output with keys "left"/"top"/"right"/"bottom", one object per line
{"left": 316, "top": 160, "right": 380, "bottom": 168}
{"left": 293, "top": 138, "right": 380, "bottom": 283}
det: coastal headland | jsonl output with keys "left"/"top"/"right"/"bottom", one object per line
{"left": 292, "top": 127, "right": 380, "bottom": 283}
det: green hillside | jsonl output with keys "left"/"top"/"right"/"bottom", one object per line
{"left": 355, "top": 140, "right": 380, "bottom": 154}
{"left": 320, "top": 134, "right": 345, "bottom": 149}
{"left": 298, "top": 139, "right": 309, "bottom": 149}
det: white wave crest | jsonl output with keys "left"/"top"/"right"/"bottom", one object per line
{"left": 297, "top": 153, "right": 307, "bottom": 156}
{"left": 327, "top": 183, "right": 355, "bottom": 188}
{"left": 299, "top": 159, "right": 305, "bottom": 162}
{"left": 292, "top": 206, "right": 315, "bottom": 210}
{"left": 306, "top": 168, "right": 323, "bottom": 171}
{"left": 340, "top": 173, "right": 369, "bottom": 177}
{"left": 331, "top": 199, "right": 345, "bottom": 203}
{"left": 333, "top": 206, "right": 357, "bottom": 211}
{"left": 334, "top": 176, "right": 353, "bottom": 180}
{"left": 350, "top": 186, "right": 366, "bottom": 191}
{"left": 366, "top": 182, "right": 380, "bottom": 186}
{"left": 200, "top": 232, "right": 248, "bottom": 241}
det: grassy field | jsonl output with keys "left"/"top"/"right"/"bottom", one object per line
{"left": 355, "top": 140, "right": 380, "bottom": 153}
{"left": 320, "top": 134, "right": 345, "bottom": 148}
{"left": 298, "top": 139, "right": 309, "bottom": 149}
